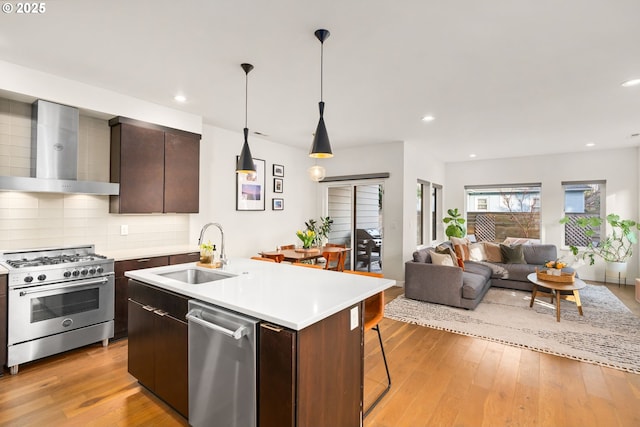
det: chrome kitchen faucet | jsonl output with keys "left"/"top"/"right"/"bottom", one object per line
{"left": 198, "top": 222, "right": 227, "bottom": 266}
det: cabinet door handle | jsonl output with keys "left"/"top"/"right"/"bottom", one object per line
{"left": 142, "top": 305, "right": 156, "bottom": 311}
{"left": 261, "top": 323, "right": 283, "bottom": 332}
{"left": 154, "top": 309, "right": 168, "bottom": 317}
{"left": 137, "top": 259, "right": 151, "bottom": 263}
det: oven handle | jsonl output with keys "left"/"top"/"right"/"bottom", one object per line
{"left": 17, "top": 276, "right": 109, "bottom": 296}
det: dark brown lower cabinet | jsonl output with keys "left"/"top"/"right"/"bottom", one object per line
{"left": 127, "top": 279, "right": 188, "bottom": 418}
{"left": 259, "top": 303, "right": 364, "bottom": 427}
{"left": 113, "top": 256, "right": 169, "bottom": 341}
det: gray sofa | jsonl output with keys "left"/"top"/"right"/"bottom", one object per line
{"left": 404, "top": 242, "right": 573, "bottom": 309}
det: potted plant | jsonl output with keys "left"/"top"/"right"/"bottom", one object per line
{"left": 304, "top": 216, "right": 333, "bottom": 247}
{"left": 559, "top": 214, "right": 640, "bottom": 278}
{"left": 443, "top": 208, "right": 466, "bottom": 239}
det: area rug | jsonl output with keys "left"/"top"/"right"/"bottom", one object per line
{"left": 384, "top": 285, "right": 640, "bottom": 374}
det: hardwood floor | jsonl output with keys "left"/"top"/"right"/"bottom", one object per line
{"left": 1, "top": 284, "right": 638, "bottom": 427}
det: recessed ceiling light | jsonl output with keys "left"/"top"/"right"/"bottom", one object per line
{"left": 621, "top": 78, "right": 640, "bottom": 87}
{"left": 174, "top": 94, "right": 187, "bottom": 103}
{"left": 585, "top": 142, "right": 595, "bottom": 147}
{"left": 469, "top": 154, "right": 476, "bottom": 158}
{"left": 421, "top": 115, "right": 435, "bottom": 122}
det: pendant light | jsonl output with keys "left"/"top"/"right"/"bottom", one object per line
{"left": 308, "top": 164, "right": 326, "bottom": 181}
{"left": 236, "top": 63, "right": 256, "bottom": 173}
{"left": 309, "top": 29, "right": 333, "bottom": 159}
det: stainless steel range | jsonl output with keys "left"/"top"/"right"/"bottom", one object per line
{"left": 0, "top": 244, "right": 115, "bottom": 375}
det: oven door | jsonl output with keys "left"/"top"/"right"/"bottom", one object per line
{"left": 8, "top": 275, "right": 115, "bottom": 345}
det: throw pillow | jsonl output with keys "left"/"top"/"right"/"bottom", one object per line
{"left": 483, "top": 242, "right": 503, "bottom": 263}
{"left": 456, "top": 257, "right": 465, "bottom": 270}
{"left": 468, "top": 242, "right": 486, "bottom": 261}
{"left": 429, "top": 250, "right": 455, "bottom": 267}
{"left": 450, "top": 236, "right": 471, "bottom": 261}
{"left": 500, "top": 244, "right": 526, "bottom": 264}
{"left": 435, "top": 244, "right": 458, "bottom": 266}
{"left": 413, "top": 248, "right": 430, "bottom": 263}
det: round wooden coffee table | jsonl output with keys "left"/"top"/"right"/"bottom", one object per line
{"left": 527, "top": 272, "right": 586, "bottom": 322}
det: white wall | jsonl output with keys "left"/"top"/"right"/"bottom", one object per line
{"left": 191, "top": 125, "right": 318, "bottom": 258}
{"left": 445, "top": 148, "right": 639, "bottom": 281}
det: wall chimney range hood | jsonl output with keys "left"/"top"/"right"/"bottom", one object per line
{"left": 0, "top": 100, "right": 119, "bottom": 195}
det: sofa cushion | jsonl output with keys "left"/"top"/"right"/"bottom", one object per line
{"left": 522, "top": 244, "right": 557, "bottom": 265}
{"left": 462, "top": 272, "right": 489, "bottom": 300}
{"left": 413, "top": 248, "right": 431, "bottom": 263}
{"left": 500, "top": 244, "right": 526, "bottom": 264}
{"left": 483, "top": 242, "right": 502, "bottom": 262}
{"left": 429, "top": 250, "right": 455, "bottom": 266}
{"left": 493, "top": 262, "right": 539, "bottom": 282}
{"left": 463, "top": 261, "right": 493, "bottom": 280}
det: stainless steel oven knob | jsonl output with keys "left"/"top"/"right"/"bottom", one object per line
{"left": 80, "top": 268, "right": 88, "bottom": 276}
{"left": 64, "top": 271, "right": 72, "bottom": 278}
{"left": 37, "top": 274, "right": 46, "bottom": 281}
{"left": 96, "top": 266, "right": 104, "bottom": 274}
{"left": 24, "top": 275, "right": 33, "bottom": 283}
{"left": 89, "top": 267, "right": 96, "bottom": 275}
{"left": 72, "top": 270, "right": 80, "bottom": 277}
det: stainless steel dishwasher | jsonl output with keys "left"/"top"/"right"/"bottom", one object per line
{"left": 186, "top": 300, "right": 259, "bottom": 427}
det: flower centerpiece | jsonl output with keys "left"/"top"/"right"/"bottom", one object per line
{"left": 544, "top": 259, "right": 566, "bottom": 276}
{"left": 296, "top": 229, "right": 316, "bottom": 249}
{"left": 199, "top": 241, "right": 214, "bottom": 264}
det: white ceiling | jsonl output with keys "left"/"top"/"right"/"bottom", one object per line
{"left": 1, "top": 0, "right": 639, "bottom": 163}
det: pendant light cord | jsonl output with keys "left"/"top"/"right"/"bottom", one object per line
{"left": 245, "top": 71, "right": 249, "bottom": 128}
{"left": 320, "top": 41, "right": 324, "bottom": 102}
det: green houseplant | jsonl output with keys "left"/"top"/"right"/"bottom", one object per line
{"left": 304, "top": 216, "right": 333, "bottom": 247}
{"left": 443, "top": 208, "right": 466, "bottom": 239}
{"left": 559, "top": 214, "right": 640, "bottom": 266}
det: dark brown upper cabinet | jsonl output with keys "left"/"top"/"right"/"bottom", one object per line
{"left": 109, "top": 117, "right": 200, "bottom": 214}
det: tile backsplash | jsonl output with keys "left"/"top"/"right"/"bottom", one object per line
{"left": 0, "top": 97, "right": 191, "bottom": 252}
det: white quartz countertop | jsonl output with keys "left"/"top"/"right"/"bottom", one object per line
{"left": 125, "top": 258, "right": 395, "bottom": 330}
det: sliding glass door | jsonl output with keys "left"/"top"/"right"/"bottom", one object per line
{"left": 325, "top": 182, "right": 383, "bottom": 272}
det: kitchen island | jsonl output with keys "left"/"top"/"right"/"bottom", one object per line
{"left": 125, "top": 258, "right": 395, "bottom": 427}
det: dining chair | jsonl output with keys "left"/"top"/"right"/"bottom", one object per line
{"left": 280, "top": 244, "right": 295, "bottom": 250}
{"left": 261, "top": 253, "right": 285, "bottom": 263}
{"left": 342, "top": 270, "right": 390, "bottom": 417}
{"left": 250, "top": 256, "right": 276, "bottom": 262}
{"left": 325, "top": 243, "right": 346, "bottom": 248}
{"left": 323, "top": 250, "right": 344, "bottom": 271}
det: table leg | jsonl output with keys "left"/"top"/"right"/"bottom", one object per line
{"left": 529, "top": 285, "right": 537, "bottom": 307}
{"left": 555, "top": 290, "right": 561, "bottom": 322}
{"left": 573, "top": 290, "right": 583, "bottom": 316}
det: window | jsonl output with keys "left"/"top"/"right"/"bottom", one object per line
{"left": 417, "top": 181, "right": 442, "bottom": 245}
{"left": 465, "top": 183, "right": 541, "bottom": 241}
{"left": 562, "top": 181, "right": 605, "bottom": 247}
{"left": 477, "top": 198, "right": 488, "bottom": 210}
{"left": 432, "top": 184, "right": 442, "bottom": 241}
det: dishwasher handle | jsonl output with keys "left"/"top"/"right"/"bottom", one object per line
{"left": 186, "top": 308, "right": 248, "bottom": 340}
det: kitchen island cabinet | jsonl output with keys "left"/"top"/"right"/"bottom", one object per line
{"left": 126, "top": 259, "right": 394, "bottom": 426}
{"left": 128, "top": 279, "right": 189, "bottom": 418}
{"left": 109, "top": 117, "right": 200, "bottom": 214}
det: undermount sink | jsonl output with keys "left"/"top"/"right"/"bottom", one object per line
{"left": 159, "top": 268, "right": 235, "bottom": 284}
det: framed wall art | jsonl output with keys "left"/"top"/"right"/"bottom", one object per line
{"left": 273, "top": 164, "right": 284, "bottom": 177}
{"left": 274, "top": 178, "right": 283, "bottom": 193}
{"left": 236, "top": 157, "right": 266, "bottom": 211}
{"left": 272, "top": 198, "right": 284, "bottom": 210}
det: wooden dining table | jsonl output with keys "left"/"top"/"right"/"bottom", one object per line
{"left": 260, "top": 246, "right": 351, "bottom": 263}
